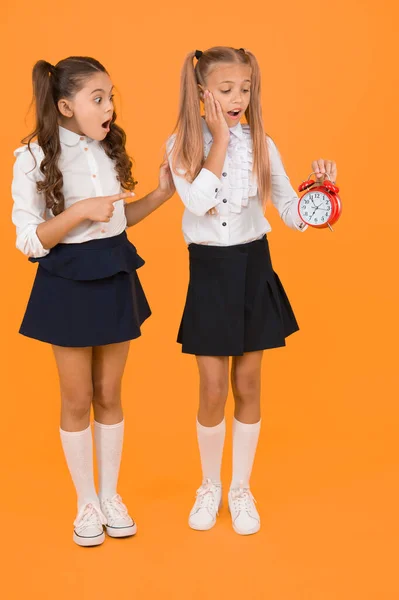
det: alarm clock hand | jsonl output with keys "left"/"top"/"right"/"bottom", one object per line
{"left": 318, "top": 201, "right": 331, "bottom": 213}
{"left": 310, "top": 196, "right": 322, "bottom": 209}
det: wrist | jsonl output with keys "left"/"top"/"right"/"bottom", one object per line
{"left": 71, "top": 199, "right": 88, "bottom": 222}
{"left": 212, "top": 134, "right": 229, "bottom": 146}
{"left": 152, "top": 187, "right": 171, "bottom": 203}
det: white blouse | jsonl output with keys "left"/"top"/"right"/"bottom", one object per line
{"left": 11, "top": 126, "right": 127, "bottom": 258}
{"left": 166, "top": 118, "right": 307, "bottom": 246}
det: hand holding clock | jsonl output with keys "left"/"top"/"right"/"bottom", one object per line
{"left": 312, "top": 158, "right": 337, "bottom": 184}
{"left": 298, "top": 159, "right": 341, "bottom": 231}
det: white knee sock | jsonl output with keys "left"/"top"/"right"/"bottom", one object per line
{"left": 196, "top": 418, "right": 226, "bottom": 485}
{"left": 94, "top": 419, "right": 124, "bottom": 501}
{"left": 60, "top": 425, "right": 99, "bottom": 510}
{"left": 230, "top": 418, "right": 261, "bottom": 489}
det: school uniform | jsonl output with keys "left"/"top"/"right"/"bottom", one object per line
{"left": 12, "top": 126, "right": 151, "bottom": 347}
{"left": 167, "top": 119, "right": 306, "bottom": 356}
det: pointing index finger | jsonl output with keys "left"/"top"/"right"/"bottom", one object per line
{"left": 109, "top": 192, "right": 135, "bottom": 202}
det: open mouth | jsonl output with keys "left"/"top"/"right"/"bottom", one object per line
{"left": 102, "top": 120, "right": 111, "bottom": 131}
{"left": 227, "top": 109, "right": 242, "bottom": 118}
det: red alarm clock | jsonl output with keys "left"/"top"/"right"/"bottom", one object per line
{"left": 298, "top": 172, "right": 342, "bottom": 231}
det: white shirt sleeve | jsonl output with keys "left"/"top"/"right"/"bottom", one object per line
{"left": 11, "top": 145, "right": 50, "bottom": 258}
{"left": 267, "top": 137, "right": 307, "bottom": 232}
{"left": 166, "top": 136, "right": 222, "bottom": 217}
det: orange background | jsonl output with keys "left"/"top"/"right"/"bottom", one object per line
{"left": 1, "top": 0, "right": 398, "bottom": 598}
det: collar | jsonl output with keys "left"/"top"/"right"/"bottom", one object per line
{"left": 59, "top": 126, "right": 94, "bottom": 147}
{"left": 201, "top": 117, "right": 244, "bottom": 145}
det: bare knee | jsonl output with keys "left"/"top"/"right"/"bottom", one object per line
{"left": 200, "top": 375, "right": 228, "bottom": 413}
{"left": 61, "top": 387, "right": 93, "bottom": 421}
{"left": 232, "top": 369, "right": 260, "bottom": 406}
{"left": 92, "top": 380, "right": 122, "bottom": 412}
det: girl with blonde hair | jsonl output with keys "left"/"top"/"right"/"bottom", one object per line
{"left": 167, "top": 46, "right": 337, "bottom": 535}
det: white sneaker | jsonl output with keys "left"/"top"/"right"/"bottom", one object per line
{"left": 100, "top": 494, "right": 137, "bottom": 538}
{"left": 73, "top": 502, "right": 106, "bottom": 547}
{"left": 228, "top": 483, "right": 260, "bottom": 535}
{"left": 189, "top": 479, "right": 222, "bottom": 531}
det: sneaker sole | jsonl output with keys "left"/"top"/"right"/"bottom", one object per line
{"left": 73, "top": 530, "right": 105, "bottom": 547}
{"left": 105, "top": 523, "right": 137, "bottom": 538}
{"left": 232, "top": 522, "right": 261, "bottom": 536}
{"left": 188, "top": 519, "right": 217, "bottom": 531}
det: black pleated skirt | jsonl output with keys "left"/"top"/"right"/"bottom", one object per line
{"left": 19, "top": 232, "right": 151, "bottom": 347}
{"left": 177, "top": 235, "right": 299, "bottom": 356}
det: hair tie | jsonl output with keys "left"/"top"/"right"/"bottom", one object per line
{"left": 239, "top": 47, "right": 245, "bottom": 53}
{"left": 194, "top": 50, "right": 203, "bottom": 60}
{"left": 48, "top": 64, "right": 56, "bottom": 77}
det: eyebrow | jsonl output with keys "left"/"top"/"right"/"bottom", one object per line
{"left": 219, "top": 80, "right": 251, "bottom": 84}
{"left": 90, "top": 86, "right": 114, "bottom": 95}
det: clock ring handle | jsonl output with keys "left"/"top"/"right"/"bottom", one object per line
{"left": 305, "top": 171, "right": 339, "bottom": 193}
{"left": 298, "top": 172, "right": 339, "bottom": 194}
{"left": 306, "top": 171, "right": 334, "bottom": 183}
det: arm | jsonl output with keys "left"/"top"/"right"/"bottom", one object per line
{"left": 267, "top": 137, "right": 308, "bottom": 232}
{"left": 12, "top": 148, "right": 132, "bottom": 255}
{"left": 12, "top": 148, "right": 88, "bottom": 255}
{"left": 166, "top": 137, "right": 226, "bottom": 217}
{"left": 202, "top": 90, "right": 230, "bottom": 178}
{"left": 37, "top": 191, "right": 134, "bottom": 248}
{"left": 202, "top": 137, "right": 229, "bottom": 179}
{"left": 124, "top": 158, "right": 175, "bottom": 227}
{"left": 167, "top": 90, "right": 230, "bottom": 217}
{"left": 166, "top": 92, "right": 230, "bottom": 217}
{"left": 11, "top": 147, "right": 67, "bottom": 257}
{"left": 35, "top": 204, "right": 87, "bottom": 250}
{"left": 125, "top": 189, "right": 169, "bottom": 227}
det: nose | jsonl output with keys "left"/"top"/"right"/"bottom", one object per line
{"left": 231, "top": 92, "right": 243, "bottom": 105}
{"left": 106, "top": 97, "right": 114, "bottom": 113}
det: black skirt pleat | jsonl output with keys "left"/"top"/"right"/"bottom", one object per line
{"left": 177, "top": 236, "right": 299, "bottom": 356}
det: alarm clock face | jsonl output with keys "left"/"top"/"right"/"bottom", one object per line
{"left": 299, "top": 191, "right": 332, "bottom": 226}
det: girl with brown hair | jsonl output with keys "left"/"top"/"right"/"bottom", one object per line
{"left": 12, "top": 56, "right": 174, "bottom": 546}
{"left": 167, "top": 46, "right": 337, "bottom": 535}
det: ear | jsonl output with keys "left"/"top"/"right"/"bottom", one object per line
{"left": 57, "top": 98, "right": 74, "bottom": 118}
{"left": 197, "top": 84, "right": 205, "bottom": 103}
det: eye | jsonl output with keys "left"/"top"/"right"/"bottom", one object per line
{"left": 220, "top": 90, "right": 231, "bottom": 94}
{"left": 110, "top": 94, "right": 115, "bottom": 101}
{"left": 243, "top": 89, "right": 250, "bottom": 93}
{"left": 94, "top": 97, "right": 102, "bottom": 104}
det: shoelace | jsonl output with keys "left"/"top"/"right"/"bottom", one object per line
{"left": 101, "top": 494, "right": 130, "bottom": 522}
{"left": 195, "top": 478, "right": 219, "bottom": 513}
{"left": 231, "top": 483, "right": 257, "bottom": 514}
{"left": 74, "top": 503, "right": 106, "bottom": 531}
